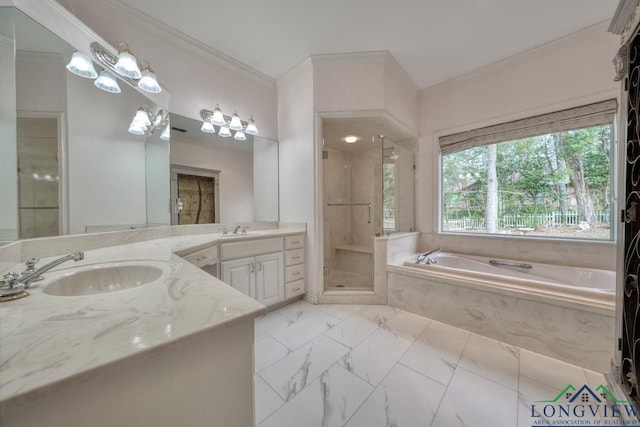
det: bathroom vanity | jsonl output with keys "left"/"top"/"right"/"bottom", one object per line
{"left": 0, "top": 224, "right": 306, "bottom": 427}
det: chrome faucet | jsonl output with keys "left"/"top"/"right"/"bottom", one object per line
{"left": 232, "top": 225, "right": 242, "bottom": 235}
{"left": 416, "top": 248, "right": 441, "bottom": 264}
{"left": 1, "top": 251, "right": 84, "bottom": 296}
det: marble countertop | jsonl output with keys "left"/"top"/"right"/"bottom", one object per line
{"left": 0, "top": 228, "right": 305, "bottom": 406}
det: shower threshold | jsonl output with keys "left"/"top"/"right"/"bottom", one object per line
{"left": 324, "top": 268, "right": 373, "bottom": 291}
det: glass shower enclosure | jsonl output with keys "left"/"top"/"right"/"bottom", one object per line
{"left": 322, "top": 125, "right": 415, "bottom": 292}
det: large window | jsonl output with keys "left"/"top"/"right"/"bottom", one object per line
{"left": 440, "top": 100, "right": 615, "bottom": 240}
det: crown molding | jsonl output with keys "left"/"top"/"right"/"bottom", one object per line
{"left": 277, "top": 57, "right": 313, "bottom": 87}
{"left": 84, "top": 0, "right": 276, "bottom": 88}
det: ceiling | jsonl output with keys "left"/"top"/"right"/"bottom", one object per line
{"left": 111, "top": 0, "right": 617, "bottom": 89}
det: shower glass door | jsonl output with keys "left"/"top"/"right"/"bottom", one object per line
{"left": 322, "top": 134, "right": 383, "bottom": 291}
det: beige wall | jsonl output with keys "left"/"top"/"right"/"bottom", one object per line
{"left": 417, "top": 22, "right": 620, "bottom": 269}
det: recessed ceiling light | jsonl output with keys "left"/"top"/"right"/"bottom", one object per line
{"left": 344, "top": 135, "right": 358, "bottom": 143}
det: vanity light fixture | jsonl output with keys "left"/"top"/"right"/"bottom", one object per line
{"left": 66, "top": 51, "right": 98, "bottom": 79}
{"left": 245, "top": 116, "right": 258, "bottom": 136}
{"left": 114, "top": 42, "right": 142, "bottom": 79}
{"left": 137, "top": 60, "right": 161, "bottom": 94}
{"left": 201, "top": 121, "right": 216, "bottom": 133}
{"left": 229, "top": 111, "right": 243, "bottom": 131}
{"left": 218, "top": 124, "right": 232, "bottom": 138}
{"left": 89, "top": 42, "right": 162, "bottom": 94}
{"left": 211, "top": 105, "right": 226, "bottom": 126}
{"left": 199, "top": 106, "right": 259, "bottom": 139}
{"left": 128, "top": 105, "right": 167, "bottom": 136}
{"left": 94, "top": 70, "right": 121, "bottom": 93}
{"left": 344, "top": 135, "right": 358, "bottom": 143}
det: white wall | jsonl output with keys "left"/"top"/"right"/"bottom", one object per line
{"left": 277, "top": 61, "right": 317, "bottom": 299}
{"left": 170, "top": 138, "right": 254, "bottom": 223}
{"left": 63, "top": 0, "right": 278, "bottom": 140}
{"left": 66, "top": 74, "right": 148, "bottom": 234}
{"left": 312, "top": 52, "right": 418, "bottom": 134}
{"left": 253, "top": 137, "right": 279, "bottom": 221}
{"left": 417, "top": 22, "right": 620, "bottom": 269}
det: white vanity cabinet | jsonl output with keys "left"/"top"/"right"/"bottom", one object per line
{"left": 284, "top": 235, "right": 305, "bottom": 298}
{"left": 221, "top": 238, "right": 285, "bottom": 306}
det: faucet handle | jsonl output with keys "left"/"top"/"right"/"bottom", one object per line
{"left": 219, "top": 227, "right": 228, "bottom": 235}
{"left": 242, "top": 226, "right": 249, "bottom": 234}
{"left": 1, "top": 272, "right": 20, "bottom": 287}
{"left": 25, "top": 258, "right": 39, "bottom": 272}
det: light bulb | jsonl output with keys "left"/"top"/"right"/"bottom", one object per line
{"left": 218, "top": 125, "right": 232, "bottom": 138}
{"left": 94, "top": 70, "right": 121, "bottom": 93}
{"left": 201, "top": 121, "right": 216, "bottom": 133}
{"left": 128, "top": 120, "right": 146, "bottom": 135}
{"left": 229, "top": 110, "right": 243, "bottom": 131}
{"left": 245, "top": 116, "right": 258, "bottom": 135}
{"left": 114, "top": 42, "right": 141, "bottom": 79}
{"left": 211, "top": 104, "right": 226, "bottom": 126}
{"left": 66, "top": 51, "right": 98, "bottom": 79}
{"left": 137, "top": 61, "right": 161, "bottom": 93}
{"left": 344, "top": 135, "right": 358, "bottom": 143}
{"left": 234, "top": 130, "right": 247, "bottom": 141}
{"left": 133, "top": 108, "right": 151, "bottom": 128}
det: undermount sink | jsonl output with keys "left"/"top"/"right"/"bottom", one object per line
{"left": 42, "top": 261, "right": 170, "bottom": 296}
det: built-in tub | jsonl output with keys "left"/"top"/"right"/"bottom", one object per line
{"left": 388, "top": 252, "right": 616, "bottom": 372}
{"left": 403, "top": 252, "right": 614, "bottom": 305}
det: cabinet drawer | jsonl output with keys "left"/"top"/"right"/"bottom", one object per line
{"left": 285, "top": 235, "right": 304, "bottom": 250}
{"left": 285, "top": 264, "right": 304, "bottom": 283}
{"left": 183, "top": 245, "right": 218, "bottom": 268}
{"left": 285, "top": 279, "right": 305, "bottom": 298}
{"left": 285, "top": 248, "right": 304, "bottom": 266}
{"left": 221, "top": 237, "right": 283, "bottom": 260}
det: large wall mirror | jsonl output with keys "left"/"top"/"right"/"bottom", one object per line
{"left": 169, "top": 114, "right": 279, "bottom": 224}
{"left": 0, "top": 7, "right": 171, "bottom": 242}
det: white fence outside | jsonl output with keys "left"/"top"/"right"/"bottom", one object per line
{"left": 443, "top": 211, "right": 609, "bottom": 231}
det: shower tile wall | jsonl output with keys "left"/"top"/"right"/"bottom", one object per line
{"left": 323, "top": 145, "right": 381, "bottom": 287}
{"left": 323, "top": 147, "right": 351, "bottom": 269}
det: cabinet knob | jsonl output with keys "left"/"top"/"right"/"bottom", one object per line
{"left": 292, "top": 256, "right": 300, "bottom": 260}
{"left": 292, "top": 287, "right": 301, "bottom": 292}
{"left": 293, "top": 272, "right": 300, "bottom": 276}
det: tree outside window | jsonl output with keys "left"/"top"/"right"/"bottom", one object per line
{"left": 441, "top": 124, "right": 612, "bottom": 240}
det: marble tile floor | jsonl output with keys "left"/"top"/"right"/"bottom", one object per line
{"left": 253, "top": 300, "right": 612, "bottom": 427}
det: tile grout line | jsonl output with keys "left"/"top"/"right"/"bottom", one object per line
{"left": 428, "top": 331, "right": 472, "bottom": 426}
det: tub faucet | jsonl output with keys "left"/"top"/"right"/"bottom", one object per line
{"left": 232, "top": 225, "right": 242, "bottom": 234}
{"left": 1, "top": 251, "right": 84, "bottom": 296}
{"left": 416, "top": 248, "right": 441, "bottom": 264}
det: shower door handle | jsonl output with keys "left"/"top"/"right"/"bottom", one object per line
{"left": 367, "top": 203, "right": 371, "bottom": 224}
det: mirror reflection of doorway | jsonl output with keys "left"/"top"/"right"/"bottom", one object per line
{"left": 170, "top": 165, "right": 220, "bottom": 225}
{"left": 17, "top": 115, "right": 63, "bottom": 239}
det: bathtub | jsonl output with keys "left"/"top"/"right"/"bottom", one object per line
{"left": 402, "top": 252, "right": 615, "bottom": 305}
{"left": 389, "top": 251, "right": 616, "bottom": 371}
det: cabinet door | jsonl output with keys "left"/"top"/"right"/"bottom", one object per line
{"left": 255, "top": 252, "right": 284, "bottom": 306}
{"left": 221, "top": 257, "right": 255, "bottom": 298}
